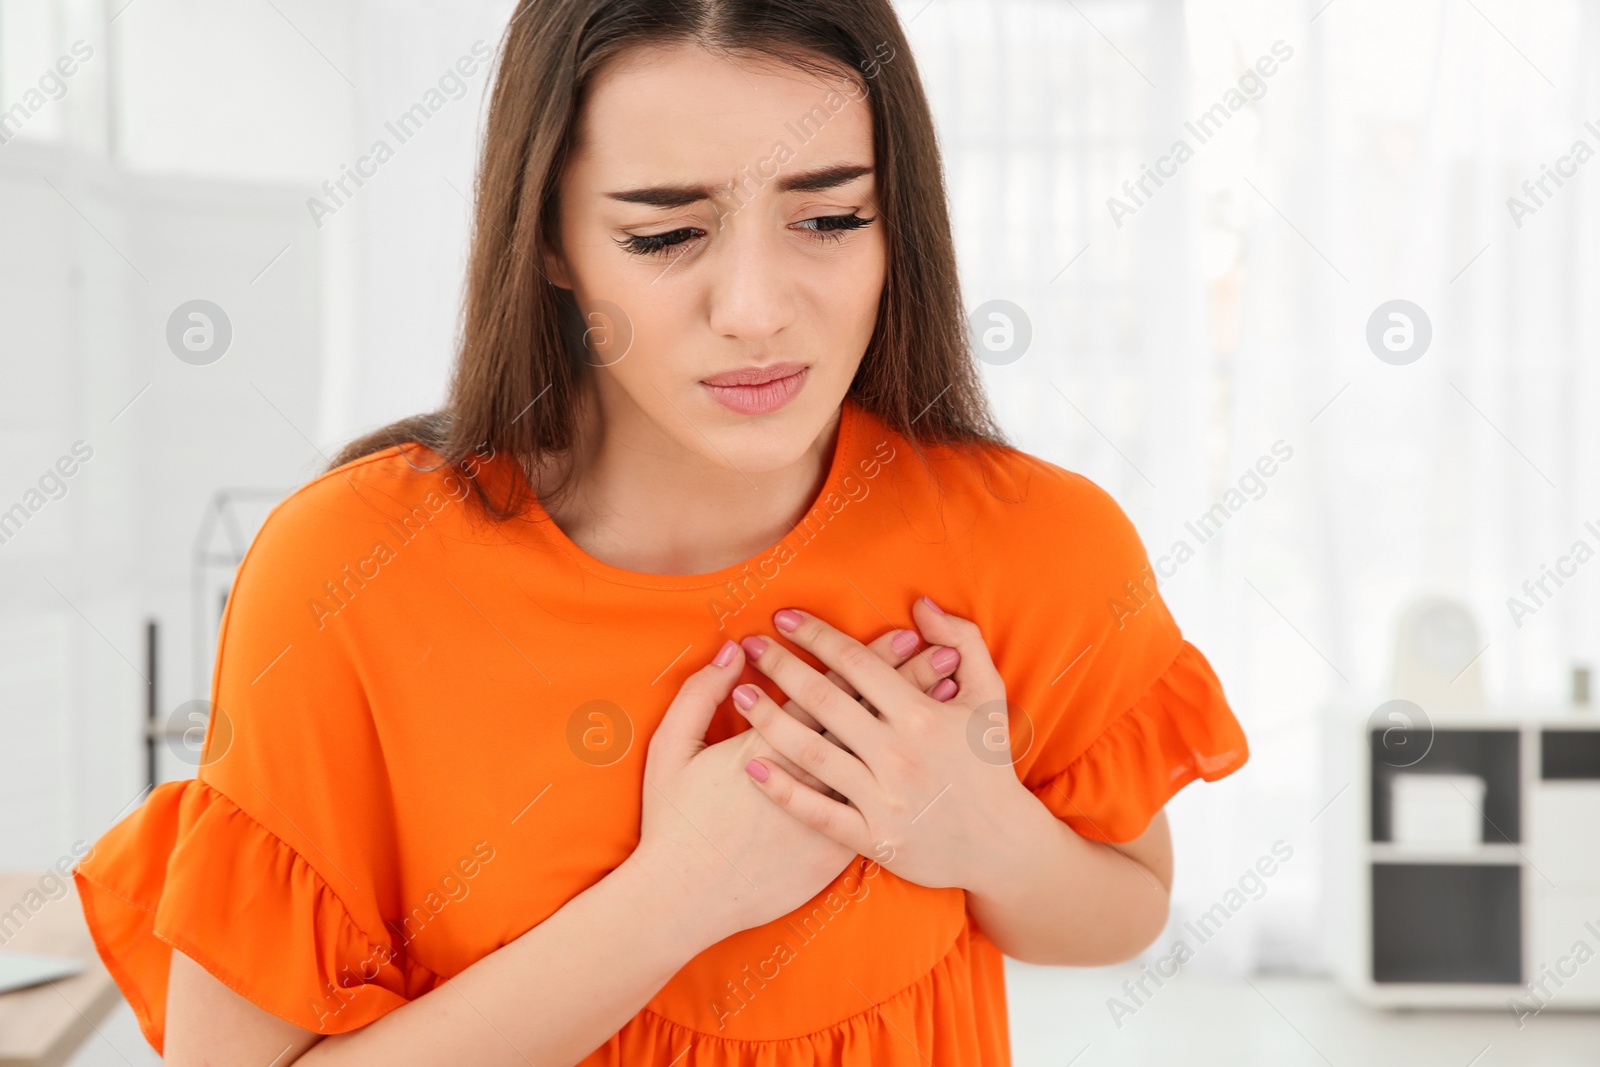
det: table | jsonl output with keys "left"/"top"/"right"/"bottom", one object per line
{"left": 0, "top": 873, "right": 122, "bottom": 1067}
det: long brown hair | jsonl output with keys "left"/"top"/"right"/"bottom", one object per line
{"left": 328, "top": 0, "right": 1008, "bottom": 518}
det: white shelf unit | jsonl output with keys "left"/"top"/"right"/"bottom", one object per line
{"left": 1323, "top": 706, "right": 1600, "bottom": 1010}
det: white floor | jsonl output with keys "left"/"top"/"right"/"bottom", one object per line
{"left": 1005, "top": 961, "right": 1600, "bottom": 1066}
{"left": 62, "top": 964, "right": 1600, "bottom": 1066}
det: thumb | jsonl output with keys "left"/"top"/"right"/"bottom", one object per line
{"left": 650, "top": 638, "right": 744, "bottom": 763}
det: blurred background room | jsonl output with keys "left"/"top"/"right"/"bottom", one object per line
{"left": 2, "top": 0, "right": 1598, "bottom": 1063}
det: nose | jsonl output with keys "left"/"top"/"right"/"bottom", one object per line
{"left": 704, "top": 208, "right": 795, "bottom": 343}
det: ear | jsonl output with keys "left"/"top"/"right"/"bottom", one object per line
{"left": 540, "top": 241, "right": 573, "bottom": 290}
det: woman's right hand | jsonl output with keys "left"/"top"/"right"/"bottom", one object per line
{"left": 628, "top": 627, "right": 960, "bottom": 947}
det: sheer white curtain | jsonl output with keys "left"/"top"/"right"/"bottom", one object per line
{"left": 907, "top": 0, "right": 1600, "bottom": 976}
{"left": 907, "top": 0, "right": 1270, "bottom": 977}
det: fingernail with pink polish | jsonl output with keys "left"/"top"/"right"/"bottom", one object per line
{"left": 745, "top": 759, "right": 770, "bottom": 782}
{"left": 892, "top": 629, "right": 918, "bottom": 656}
{"left": 931, "top": 678, "right": 958, "bottom": 701}
{"left": 714, "top": 639, "right": 738, "bottom": 667}
{"left": 733, "top": 684, "right": 760, "bottom": 710}
{"left": 922, "top": 596, "right": 945, "bottom": 614}
{"left": 740, "top": 636, "right": 767, "bottom": 659}
{"left": 931, "top": 646, "right": 960, "bottom": 672}
{"left": 774, "top": 609, "right": 803, "bottom": 632}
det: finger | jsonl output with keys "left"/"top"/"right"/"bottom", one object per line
{"left": 820, "top": 671, "right": 958, "bottom": 755}
{"left": 821, "top": 647, "right": 958, "bottom": 740}
{"left": 787, "top": 628, "right": 955, "bottom": 756}
{"left": 910, "top": 596, "right": 1006, "bottom": 704}
{"left": 744, "top": 756, "right": 871, "bottom": 854}
{"left": 820, "top": 626, "right": 922, "bottom": 702}
{"left": 788, "top": 627, "right": 918, "bottom": 741}
{"left": 741, "top": 633, "right": 888, "bottom": 760}
{"left": 832, "top": 672, "right": 958, "bottom": 747}
{"left": 732, "top": 683, "right": 876, "bottom": 802}
{"left": 747, "top": 737, "right": 844, "bottom": 800}
{"left": 651, "top": 638, "right": 744, "bottom": 764}
{"left": 890, "top": 641, "right": 963, "bottom": 697}
{"left": 768, "top": 608, "right": 919, "bottom": 725}
{"left": 764, "top": 752, "right": 848, "bottom": 804}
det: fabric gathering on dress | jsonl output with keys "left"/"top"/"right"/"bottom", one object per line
{"left": 73, "top": 395, "right": 1249, "bottom": 1064}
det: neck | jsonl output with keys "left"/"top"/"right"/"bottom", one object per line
{"left": 537, "top": 380, "right": 842, "bottom": 576}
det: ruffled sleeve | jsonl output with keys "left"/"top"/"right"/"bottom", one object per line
{"left": 73, "top": 778, "right": 429, "bottom": 1053}
{"left": 1028, "top": 640, "right": 1248, "bottom": 842}
{"left": 993, "top": 459, "right": 1250, "bottom": 844}
{"left": 71, "top": 462, "right": 432, "bottom": 1055}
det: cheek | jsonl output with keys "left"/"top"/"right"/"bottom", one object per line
{"left": 853, "top": 223, "right": 888, "bottom": 285}
{"left": 581, "top": 278, "right": 699, "bottom": 425}
{"left": 597, "top": 281, "right": 691, "bottom": 381}
{"left": 831, "top": 235, "right": 887, "bottom": 338}
{"left": 558, "top": 231, "right": 685, "bottom": 378}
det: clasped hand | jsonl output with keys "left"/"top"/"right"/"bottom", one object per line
{"left": 732, "top": 596, "right": 1034, "bottom": 891}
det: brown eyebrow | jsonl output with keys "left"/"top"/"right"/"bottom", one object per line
{"left": 604, "top": 163, "right": 873, "bottom": 209}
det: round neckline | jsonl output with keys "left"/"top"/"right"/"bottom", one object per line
{"left": 519, "top": 396, "right": 861, "bottom": 591}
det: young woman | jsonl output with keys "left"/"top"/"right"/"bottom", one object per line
{"left": 73, "top": 1, "right": 1248, "bottom": 1064}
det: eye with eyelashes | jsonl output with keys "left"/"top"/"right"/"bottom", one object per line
{"left": 613, "top": 212, "right": 878, "bottom": 259}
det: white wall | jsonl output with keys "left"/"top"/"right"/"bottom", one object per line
{"left": 0, "top": 137, "right": 324, "bottom": 865}
{"left": 1, "top": 0, "right": 512, "bottom": 867}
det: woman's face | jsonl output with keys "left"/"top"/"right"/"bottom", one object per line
{"left": 546, "top": 41, "right": 886, "bottom": 474}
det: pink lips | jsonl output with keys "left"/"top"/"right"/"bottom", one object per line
{"left": 700, "top": 362, "right": 809, "bottom": 416}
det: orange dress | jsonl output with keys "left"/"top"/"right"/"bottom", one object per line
{"left": 73, "top": 395, "right": 1248, "bottom": 1064}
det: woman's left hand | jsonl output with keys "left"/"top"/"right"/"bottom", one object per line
{"left": 732, "top": 596, "right": 1038, "bottom": 891}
